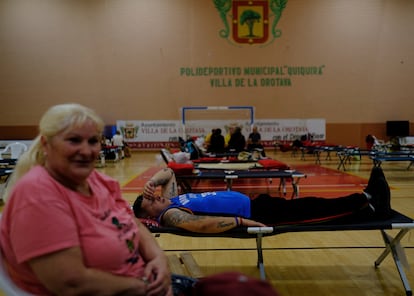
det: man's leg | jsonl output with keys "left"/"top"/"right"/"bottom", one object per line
{"left": 364, "top": 167, "right": 391, "bottom": 219}
{"left": 250, "top": 193, "right": 371, "bottom": 225}
{"left": 250, "top": 167, "right": 391, "bottom": 225}
{"left": 365, "top": 166, "right": 386, "bottom": 194}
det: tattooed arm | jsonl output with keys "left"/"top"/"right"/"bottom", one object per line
{"left": 144, "top": 168, "right": 178, "bottom": 199}
{"left": 162, "top": 208, "right": 266, "bottom": 233}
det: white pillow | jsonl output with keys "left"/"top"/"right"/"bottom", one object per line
{"left": 172, "top": 152, "right": 192, "bottom": 164}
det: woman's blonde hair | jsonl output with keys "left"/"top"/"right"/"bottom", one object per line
{"left": 3, "top": 103, "right": 105, "bottom": 201}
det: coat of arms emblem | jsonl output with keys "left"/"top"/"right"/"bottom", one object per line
{"left": 214, "top": 0, "right": 287, "bottom": 45}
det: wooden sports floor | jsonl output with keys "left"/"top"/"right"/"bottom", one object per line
{"left": 3, "top": 149, "right": 414, "bottom": 295}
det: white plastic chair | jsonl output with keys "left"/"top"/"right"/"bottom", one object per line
{"left": 0, "top": 215, "right": 33, "bottom": 295}
{"left": 0, "top": 143, "right": 28, "bottom": 160}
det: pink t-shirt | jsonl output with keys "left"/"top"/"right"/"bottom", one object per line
{"left": 0, "top": 166, "right": 145, "bottom": 295}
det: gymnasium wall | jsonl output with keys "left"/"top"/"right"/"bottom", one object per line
{"left": 0, "top": 0, "right": 413, "bottom": 147}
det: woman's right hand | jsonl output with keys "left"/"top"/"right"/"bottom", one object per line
{"left": 143, "top": 254, "right": 172, "bottom": 296}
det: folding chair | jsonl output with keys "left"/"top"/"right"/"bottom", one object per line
{"left": 0, "top": 142, "right": 28, "bottom": 160}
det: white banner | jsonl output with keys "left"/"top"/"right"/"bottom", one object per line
{"left": 254, "top": 119, "right": 326, "bottom": 142}
{"left": 116, "top": 119, "right": 325, "bottom": 149}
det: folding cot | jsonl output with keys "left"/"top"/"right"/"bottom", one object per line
{"left": 337, "top": 148, "right": 377, "bottom": 171}
{"left": 0, "top": 168, "right": 13, "bottom": 202}
{"left": 160, "top": 148, "right": 252, "bottom": 165}
{"left": 337, "top": 148, "right": 414, "bottom": 171}
{"left": 160, "top": 149, "right": 304, "bottom": 197}
{"left": 0, "top": 159, "right": 17, "bottom": 168}
{"left": 175, "top": 169, "right": 306, "bottom": 198}
{"left": 371, "top": 152, "right": 414, "bottom": 170}
{"left": 193, "top": 161, "right": 262, "bottom": 171}
{"left": 300, "top": 144, "right": 344, "bottom": 165}
{"left": 0, "top": 169, "right": 13, "bottom": 178}
{"left": 145, "top": 209, "right": 414, "bottom": 295}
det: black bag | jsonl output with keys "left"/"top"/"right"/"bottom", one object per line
{"left": 171, "top": 274, "right": 197, "bottom": 296}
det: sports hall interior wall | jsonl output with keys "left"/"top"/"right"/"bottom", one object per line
{"left": 0, "top": 0, "right": 413, "bottom": 147}
{"left": 2, "top": 123, "right": 412, "bottom": 149}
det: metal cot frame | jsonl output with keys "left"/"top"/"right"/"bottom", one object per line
{"left": 149, "top": 210, "right": 414, "bottom": 295}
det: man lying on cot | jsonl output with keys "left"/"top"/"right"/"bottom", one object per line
{"left": 132, "top": 167, "right": 391, "bottom": 233}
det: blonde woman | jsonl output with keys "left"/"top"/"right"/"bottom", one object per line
{"left": 0, "top": 104, "right": 172, "bottom": 295}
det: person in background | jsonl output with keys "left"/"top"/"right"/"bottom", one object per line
{"left": 133, "top": 167, "right": 391, "bottom": 233}
{"left": 0, "top": 103, "right": 172, "bottom": 295}
{"left": 208, "top": 128, "right": 225, "bottom": 154}
{"left": 112, "top": 130, "right": 125, "bottom": 159}
{"left": 184, "top": 137, "right": 202, "bottom": 160}
{"left": 227, "top": 126, "right": 246, "bottom": 153}
{"left": 247, "top": 126, "right": 265, "bottom": 157}
{"left": 123, "top": 141, "right": 132, "bottom": 158}
{"left": 365, "top": 134, "right": 381, "bottom": 150}
{"left": 224, "top": 125, "right": 236, "bottom": 148}
{"left": 203, "top": 129, "right": 215, "bottom": 150}
{"left": 100, "top": 134, "right": 110, "bottom": 147}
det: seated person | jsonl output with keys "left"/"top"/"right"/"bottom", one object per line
{"left": 184, "top": 138, "right": 202, "bottom": 160}
{"left": 224, "top": 125, "right": 235, "bottom": 149}
{"left": 208, "top": 128, "right": 225, "bottom": 154}
{"left": 0, "top": 104, "right": 173, "bottom": 295}
{"left": 203, "top": 129, "right": 215, "bottom": 150}
{"left": 365, "top": 134, "right": 380, "bottom": 150}
{"left": 227, "top": 126, "right": 246, "bottom": 153}
{"left": 100, "top": 134, "right": 110, "bottom": 147}
{"left": 291, "top": 138, "right": 303, "bottom": 149}
{"left": 133, "top": 167, "right": 391, "bottom": 233}
{"left": 247, "top": 126, "right": 265, "bottom": 157}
